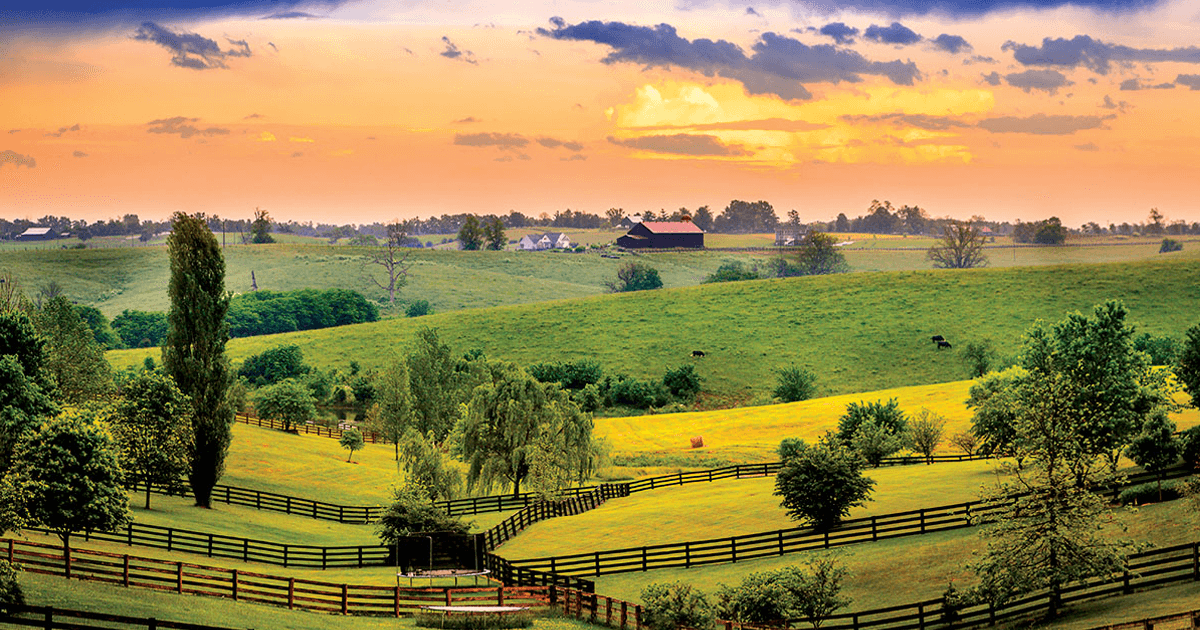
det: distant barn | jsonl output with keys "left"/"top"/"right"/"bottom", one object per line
{"left": 617, "top": 220, "right": 704, "bottom": 249}
{"left": 617, "top": 215, "right": 644, "bottom": 229}
{"left": 15, "top": 227, "right": 57, "bottom": 241}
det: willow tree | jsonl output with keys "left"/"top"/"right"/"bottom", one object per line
{"left": 162, "top": 213, "right": 233, "bottom": 508}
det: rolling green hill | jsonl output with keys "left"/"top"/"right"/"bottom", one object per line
{"left": 108, "top": 256, "right": 1200, "bottom": 401}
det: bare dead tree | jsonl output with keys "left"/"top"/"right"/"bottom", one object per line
{"left": 927, "top": 221, "right": 988, "bottom": 269}
{"left": 364, "top": 222, "right": 411, "bottom": 306}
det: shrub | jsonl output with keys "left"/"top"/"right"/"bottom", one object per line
{"left": 605, "top": 262, "right": 663, "bottom": 292}
{"left": 641, "top": 582, "right": 715, "bottom": 630}
{"left": 775, "top": 435, "right": 875, "bottom": 531}
{"left": 774, "top": 366, "right": 817, "bottom": 402}
{"left": 0, "top": 560, "right": 24, "bottom": 612}
{"left": 1180, "top": 425, "right": 1200, "bottom": 470}
{"left": 253, "top": 379, "right": 316, "bottom": 431}
{"left": 238, "top": 344, "right": 310, "bottom": 387}
{"left": 703, "top": 261, "right": 759, "bottom": 283}
{"left": 529, "top": 360, "right": 603, "bottom": 390}
{"left": 406, "top": 300, "right": 431, "bottom": 317}
{"left": 571, "top": 383, "right": 602, "bottom": 413}
{"left": 414, "top": 612, "right": 533, "bottom": 630}
{"left": 850, "top": 419, "right": 904, "bottom": 467}
{"left": 1133, "top": 332, "right": 1178, "bottom": 366}
{"left": 375, "top": 483, "right": 470, "bottom": 544}
{"left": 1118, "top": 480, "right": 1180, "bottom": 505}
{"left": 836, "top": 399, "right": 907, "bottom": 443}
{"left": 605, "top": 377, "right": 669, "bottom": 409}
{"left": 714, "top": 559, "right": 850, "bottom": 627}
{"left": 1160, "top": 238, "right": 1183, "bottom": 253}
{"left": 662, "top": 365, "right": 702, "bottom": 400}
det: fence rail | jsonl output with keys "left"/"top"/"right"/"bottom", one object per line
{"left": 505, "top": 466, "right": 1197, "bottom": 577}
{"left": 1090, "top": 608, "right": 1200, "bottom": 630}
{"left": 26, "top": 522, "right": 390, "bottom": 570}
{"left": 2, "top": 538, "right": 550, "bottom": 618}
{"left": 0, "top": 604, "right": 241, "bottom": 630}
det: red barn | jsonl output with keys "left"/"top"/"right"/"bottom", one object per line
{"left": 616, "top": 220, "right": 704, "bottom": 249}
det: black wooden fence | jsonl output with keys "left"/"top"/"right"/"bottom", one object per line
{"left": 0, "top": 604, "right": 241, "bottom": 630}
{"left": 504, "top": 466, "right": 1198, "bottom": 577}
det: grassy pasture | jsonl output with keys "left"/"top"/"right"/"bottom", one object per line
{"left": 107, "top": 256, "right": 1200, "bottom": 401}
{"left": 588, "top": 499, "right": 1200, "bottom": 610}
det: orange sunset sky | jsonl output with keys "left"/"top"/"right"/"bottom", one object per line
{"left": 2, "top": 0, "right": 1200, "bottom": 227}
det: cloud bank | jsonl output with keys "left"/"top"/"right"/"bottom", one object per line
{"left": 133, "top": 21, "right": 251, "bottom": 69}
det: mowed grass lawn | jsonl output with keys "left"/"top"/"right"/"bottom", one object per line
{"left": 108, "top": 256, "right": 1200, "bottom": 400}
{"left": 588, "top": 499, "right": 1200, "bottom": 611}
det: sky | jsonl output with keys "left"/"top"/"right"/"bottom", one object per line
{"left": 3, "top": 0, "right": 1200, "bottom": 227}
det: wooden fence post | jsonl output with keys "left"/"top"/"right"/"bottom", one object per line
{"left": 342, "top": 584, "right": 349, "bottom": 615}
{"left": 445, "top": 588, "right": 452, "bottom": 607}
{"left": 731, "top": 537, "right": 738, "bottom": 563}
{"left": 64, "top": 545, "right": 71, "bottom": 579}
{"left": 917, "top": 603, "right": 925, "bottom": 630}
{"left": 6, "top": 539, "right": 12, "bottom": 563}
{"left": 1193, "top": 543, "right": 1199, "bottom": 581}
{"left": 232, "top": 569, "right": 238, "bottom": 601}
{"left": 288, "top": 578, "right": 295, "bottom": 609}
{"left": 395, "top": 586, "right": 401, "bottom": 617}
{"left": 620, "top": 600, "right": 627, "bottom": 630}
{"left": 498, "top": 586, "right": 505, "bottom": 606}
{"left": 42, "top": 606, "right": 52, "bottom": 630}
{"left": 176, "top": 562, "right": 183, "bottom": 593}
{"left": 123, "top": 555, "right": 129, "bottom": 587}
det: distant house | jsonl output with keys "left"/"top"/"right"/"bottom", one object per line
{"left": 15, "top": 227, "right": 57, "bottom": 241}
{"left": 617, "top": 214, "right": 644, "bottom": 230}
{"left": 775, "top": 226, "right": 808, "bottom": 246}
{"left": 617, "top": 220, "right": 704, "bottom": 249}
{"left": 518, "top": 233, "right": 572, "bottom": 251}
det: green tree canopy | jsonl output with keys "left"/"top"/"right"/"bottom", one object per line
{"left": 111, "top": 309, "right": 168, "bottom": 349}
{"left": 237, "top": 344, "right": 311, "bottom": 387}
{"left": 0, "top": 409, "right": 129, "bottom": 570}
{"left": 794, "top": 232, "right": 849, "bottom": 276}
{"left": 458, "top": 362, "right": 594, "bottom": 497}
{"left": 406, "top": 328, "right": 463, "bottom": 444}
{"left": 33, "top": 296, "right": 112, "bottom": 403}
{"left": 774, "top": 435, "right": 874, "bottom": 531}
{"left": 927, "top": 221, "right": 988, "bottom": 269}
{"left": 457, "top": 215, "right": 483, "bottom": 250}
{"left": 110, "top": 369, "right": 192, "bottom": 509}
{"left": 0, "top": 310, "right": 58, "bottom": 473}
{"left": 1179, "top": 323, "right": 1200, "bottom": 409}
{"left": 253, "top": 379, "right": 316, "bottom": 431}
{"left": 605, "top": 262, "right": 663, "bottom": 292}
{"left": 369, "top": 355, "right": 416, "bottom": 460}
{"left": 163, "top": 212, "right": 233, "bottom": 508}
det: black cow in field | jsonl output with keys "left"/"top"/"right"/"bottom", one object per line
{"left": 937, "top": 340, "right": 952, "bottom": 350}
{"left": 691, "top": 350, "right": 706, "bottom": 357}
{"left": 931, "top": 335, "right": 945, "bottom": 343}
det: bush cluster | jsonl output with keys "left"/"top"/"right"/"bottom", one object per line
{"left": 528, "top": 360, "right": 703, "bottom": 411}
{"left": 228, "top": 288, "right": 378, "bottom": 337}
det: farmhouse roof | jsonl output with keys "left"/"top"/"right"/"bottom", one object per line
{"left": 19, "top": 227, "right": 53, "bottom": 237}
{"left": 641, "top": 221, "right": 704, "bottom": 234}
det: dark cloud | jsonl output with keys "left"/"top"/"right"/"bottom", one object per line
{"left": 843, "top": 113, "right": 969, "bottom": 130}
{"left": 607, "top": 134, "right": 749, "bottom": 156}
{"left": 978, "top": 113, "right": 1109, "bottom": 135}
{"left": 818, "top": 22, "right": 859, "bottom": 44}
{"left": 3, "top": 1, "right": 346, "bottom": 31}
{"left": 0, "top": 150, "right": 36, "bottom": 168}
{"left": 561, "top": 154, "right": 588, "bottom": 161}
{"left": 133, "top": 21, "right": 251, "bottom": 70}
{"left": 1003, "top": 35, "right": 1200, "bottom": 75}
{"left": 536, "top": 137, "right": 585, "bottom": 151}
{"left": 1004, "top": 69, "right": 1072, "bottom": 93}
{"left": 291, "top": 151, "right": 304, "bottom": 158}
{"left": 632, "top": 118, "right": 829, "bottom": 132}
{"left": 774, "top": 0, "right": 1158, "bottom": 18}
{"left": 440, "top": 36, "right": 477, "bottom": 64}
{"left": 45, "top": 123, "right": 81, "bottom": 138}
{"left": 1074, "top": 142, "right": 1099, "bottom": 151}
{"left": 982, "top": 71, "right": 1001, "bottom": 86}
{"left": 7, "top": 130, "right": 19, "bottom": 134}
{"left": 539, "top": 19, "right": 920, "bottom": 101}
{"left": 1174, "top": 74, "right": 1200, "bottom": 90}
{"left": 1100, "top": 94, "right": 1129, "bottom": 111}
{"left": 244, "top": 113, "right": 264, "bottom": 119}
{"left": 746, "top": 6, "right": 761, "bottom": 16}
{"left": 262, "top": 11, "right": 323, "bottom": 19}
{"left": 454, "top": 132, "right": 528, "bottom": 149}
{"left": 1119, "top": 78, "right": 1175, "bottom": 90}
{"left": 146, "top": 116, "right": 230, "bottom": 139}
{"left": 864, "top": 22, "right": 922, "bottom": 46}
{"left": 73, "top": 150, "right": 89, "bottom": 158}
{"left": 965, "top": 55, "right": 996, "bottom": 64}
{"left": 932, "top": 34, "right": 971, "bottom": 54}
{"left": 454, "top": 117, "right": 481, "bottom": 123}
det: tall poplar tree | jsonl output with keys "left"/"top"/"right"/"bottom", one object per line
{"left": 162, "top": 212, "right": 233, "bottom": 508}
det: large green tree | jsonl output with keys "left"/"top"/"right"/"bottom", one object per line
{"left": 162, "top": 212, "right": 234, "bottom": 509}
{"left": 253, "top": 379, "right": 316, "bottom": 431}
{"left": 1179, "top": 323, "right": 1200, "bottom": 408}
{"left": 406, "top": 328, "right": 461, "bottom": 444}
{"left": 457, "top": 215, "right": 483, "bottom": 250}
{"left": 370, "top": 355, "right": 416, "bottom": 460}
{"left": 926, "top": 221, "right": 988, "bottom": 269}
{"left": 0, "top": 310, "right": 57, "bottom": 474}
{"left": 0, "top": 409, "right": 129, "bottom": 573}
{"left": 795, "top": 232, "right": 849, "bottom": 276}
{"left": 458, "top": 362, "right": 594, "bottom": 497}
{"left": 773, "top": 435, "right": 874, "bottom": 531}
{"left": 968, "top": 303, "right": 1158, "bottom": 615}
{"left": 33, "top": 296, "right": 112, "bottom": 403}
{"left": 483, "top": 217, "right": 507, "bottom": 250}
{"left": 110, "top": 370, "right": 192, "bottom": 509}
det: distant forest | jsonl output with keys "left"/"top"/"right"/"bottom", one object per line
{"left": 4, "top": 201, "right": 1198, "bottom": 244}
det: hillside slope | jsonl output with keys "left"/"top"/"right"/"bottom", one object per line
{"left": 107, "top": 257, "right": 1200, "bottom": 399}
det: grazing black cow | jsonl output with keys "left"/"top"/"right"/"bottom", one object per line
{"left": 937, "top": 340, "right": 952, "bottom": 350}
{"left": 691, "top": 350, "right": 706, "bottom": 357}
{"left": 931, "top": 335, "right": 945, "bottom": 343}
